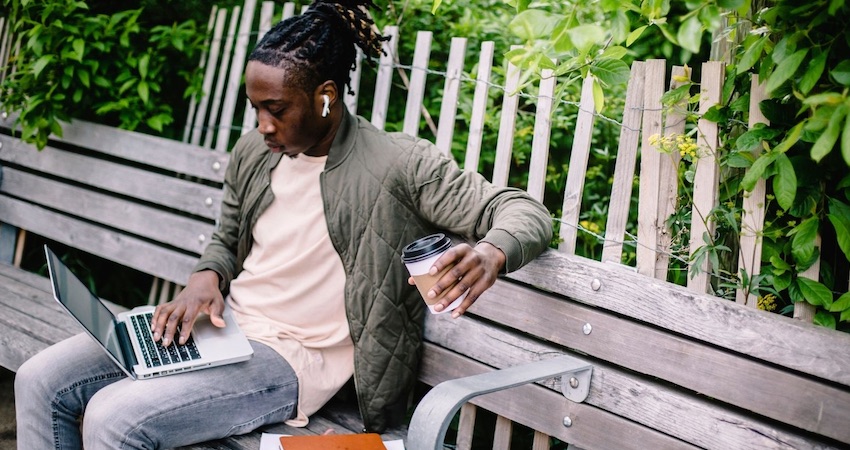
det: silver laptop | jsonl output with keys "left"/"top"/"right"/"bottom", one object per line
{"left": 44, "top": 245, "right": 253, "bottom": 380}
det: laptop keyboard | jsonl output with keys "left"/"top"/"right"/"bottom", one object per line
{"left": 130, "top": 312, "right": 201, "bottom": 368}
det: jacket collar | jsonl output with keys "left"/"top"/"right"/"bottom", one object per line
{"left": 264, "top": 108, "right": 357, "bottom": 173}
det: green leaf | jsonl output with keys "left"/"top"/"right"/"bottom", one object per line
{"left": 591, "top": 76, "right": 604, "bottom": 113}
{"left": 765, "top": 49, "right": 808, "bottom": 94}
{"left": 32, "top": 55, "right": 53, "bottom": 79}
{"left": 770, "top": 256, "right": 792, "bottom": 272}
{"left": 843, "top": 112, "right": 850, "bottom": 166}
{"left": 661, "top": 85, "right": 692, "bottom": 108}
{"left": 601, "top": 46, "right": 628, "bottom": 60}
{"left": 590, "top": 58, "right": 631, "bottom": 87}
{"left": 842, "top": 309, "right": 850, "bottom": 322}
{"left": 829, "top": 292, "right": 850, "bottom": 313}
{"left": 508, "top": 10, "right": 560, "bottom": 41}
{"left": 798, "top": 50, "right": 827, "bottom": 95}
{"left": 811, "top": 104, "right": 846, "bottom": 162}
{"left": 718, "top": 0, "right": 746, "bottom": 8}
{"left": 676, "top": 15, "right": 703, "bottom": 54}
{"left": 831, "top": 60, "right": 850, "bottom": 86}
{"left": 789, "top": 217, "right": 819, "bottom": 265}
{"left": 627, "top": 25, "right": 648, "bottom": 46}
{"left": 829, "top": 0, "right": 845, "bottom": 14}
{"left": 814, "top": 311, "right": 836, "bottom": 329}
{"left": 741, "top": 152, "right": 777, "bottom": 192}
{"left": 138, "top": 54, "right": 150, "bottom": 79}
{"left": 797, "top": 277, "right": 832, "bottom": 307}
{"left": 828, "top": 213, "right": 850, "bottom": 261}
{"left": 737, "top": 36, "right": 767, "bottom": 75}
{"left": 774, "top": 121, "right": 805, "bottom": 154}
{"left": 567, "top": 24, "right": 606, "bottom": 54}
{"left": 773, "top": 270, "right": 792, "bottom": 291}
{"left": 772, "top": 153, "right": 796, "bottom": 210}
{"left": 137, "top": 80, "right": 149, "bottom": 104}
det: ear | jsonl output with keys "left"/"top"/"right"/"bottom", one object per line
{"left": 314, "top": 81, "right": 339, "bottom": 111}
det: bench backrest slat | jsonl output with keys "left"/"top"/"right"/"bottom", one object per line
{"left": 0, "top": 138, "right": 223, "bottom": 221}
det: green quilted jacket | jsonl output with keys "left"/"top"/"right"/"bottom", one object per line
{"left": 194, "top": 110, "right": 552, "bottom": 432}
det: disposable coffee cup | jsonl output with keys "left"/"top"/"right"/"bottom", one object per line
{"left": 401, "top": 233, "right": 467, "bottom": 314}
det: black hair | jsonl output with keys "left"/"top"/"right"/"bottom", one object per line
{"left": 247, "top": 0, "right": 389, "bottom": 95}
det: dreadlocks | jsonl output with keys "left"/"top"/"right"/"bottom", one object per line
{"left": 248, "top": 0, "right": 389, "bottom": 95}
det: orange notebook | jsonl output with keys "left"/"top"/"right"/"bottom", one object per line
{"left": 279, "top": 433, "right": 386, "bottom": 449}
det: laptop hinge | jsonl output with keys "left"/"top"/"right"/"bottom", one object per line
{"left": 115, "top": 320, "right": 138, "bottom": 368}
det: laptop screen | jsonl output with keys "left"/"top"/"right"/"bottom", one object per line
{"left": 44, "top": 246, "right": 131, "bottom": 371}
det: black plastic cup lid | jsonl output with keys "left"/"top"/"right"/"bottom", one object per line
{"left": 401, "top": 233, "right": 451, "bottom": 263}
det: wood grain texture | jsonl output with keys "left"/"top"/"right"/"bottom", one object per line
{"left": 687, "top": 61, "right": 724, "bottom": 293}
{"left": 1, "top": 169, "right": 215, "bottom": 254}
{"left": 602, "top": 62, "right": 645, "bottom": 265}
{"left": 0, "top": 197, "right": 198, "bottom": 284}
{"left": 508, "top": 249, "right": 850, "bottom": 387}
{"left": 420, "top": 345, "right": 698, "bottom": 450}
{"left": 526, "top": 67, "right": 557, "bottom": 202}
{"left": 456, "top": 403, "right": 476, "bottom": 450}
{"left": 424, "top": 308, "right": 844, "bottom": 448}
{"left": 737, "top": 77, "right": 769, "bottom": 306}
{"left": 370, "top": 26, "right": 399, "bottom": 130}
{"left": 402, "top": 31, "right": 433, "bottom": 138}
{"left": 635, "top": 59, "right": 667, "bottom": 276}
{"left": 215, "top": 0, "right": 256, "bottom": 152}
{"left": 435, "top": 38, "right": 468, "bottom": 156}
{"left": 0, "top": 135, "right": 224, "bottom": 220}
{"left": 203, "top": 7, "right": 241, "bottom": 150}
{"left": 558, "top": 75, "right": 597, "bottom": 254}
{"left": 463, "top": 41, "right": 495, "bottom": 173}
{"left": 189, "top": 8, "right": 228, "bottom": 147}
{"left": 491, "top": 45, "right": 522, "bottom": 187}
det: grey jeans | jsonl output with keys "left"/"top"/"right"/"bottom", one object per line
{"left": 15, "top": 333, "right": 298, "bottom": 449}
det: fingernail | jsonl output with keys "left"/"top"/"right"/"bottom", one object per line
{"left": 429, "top": 267, "right": 437, "bottom": 276}
{"left": 179, "top": 336, "right": 186, "bottom": 345}
{"left": 153, "top": 332, "right": 159, "bottom": 340}
{"left": 162, "top": 338, "right": 169, "bottom": 346}
{"left": 428, "top": 290, "right": 436, "bottom": 298}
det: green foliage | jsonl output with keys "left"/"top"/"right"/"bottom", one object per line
{"left": 0, "top": 0, "right": 206, "bottom": 149}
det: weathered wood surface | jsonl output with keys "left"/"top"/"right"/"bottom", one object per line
{"left": 509, "top": 250, "right": 850, "bottom": 388}
{"left": 427, "top": 288, "right": 845, "bottom": 448}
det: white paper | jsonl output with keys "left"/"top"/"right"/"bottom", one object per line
{"left": 260, "top": 433, "right": 406, "bottom": 450}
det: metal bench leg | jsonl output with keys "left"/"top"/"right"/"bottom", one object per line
{"left": 407, "top": 355, "right": 593, "bottom": 450}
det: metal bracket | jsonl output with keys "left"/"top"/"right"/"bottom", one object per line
{"left": 407, "top": 355, "right": 593, "bottom": 450}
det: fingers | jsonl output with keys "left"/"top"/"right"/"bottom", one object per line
{"left": 426, "top": 243, "right": 504, "bottom": 317}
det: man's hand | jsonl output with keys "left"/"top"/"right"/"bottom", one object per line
{"left": 151, "top": 270, "right": 225, "bottom": 346}
{"left": 409, "top": 242, "right": 506, "bottom": 318}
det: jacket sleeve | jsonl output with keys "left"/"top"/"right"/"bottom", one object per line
{"left": 192, "top": 142, "right": 244, "bottom": 292}
{"left": 403, "top": 139, "right": 553, "bottom": 273}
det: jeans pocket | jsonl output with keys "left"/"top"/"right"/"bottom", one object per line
{"left": 226, "top": 402, "right": 297, "bottom": 437}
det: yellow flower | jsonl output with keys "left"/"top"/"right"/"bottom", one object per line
{"left": 757, "top": 294, "right": 777, "bottom": 312}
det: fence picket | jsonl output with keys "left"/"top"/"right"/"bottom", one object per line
{"left": 215, "top": 0, "right": 257, "bottom": 152}
{"left": 527, "top": 66, "right": 557, "bottom": 202}
{"left": 654, "top": 66, "right": 691, "bottom": 280}
{"left": 491, "top": 45, "right": 522, "bottom": 187}
{"left": 371, "top": 26, "right": 399, "bottom": 130}
{"left": 239, "top": 1, "right": 276, "bottom": 135}
{"left": 635, "top": 59, "right": 667, "bottom": 276}
{"left": 435, "top": 37, "right": 468, "bottom": 156}
{"left": 202, "top": 7, "right": 241, "bottom": 149}
{"left": 602, "top": 62, "right": 646, "bottom": 265}
{"left": 794, "top": 235, "right": 821, "bottom": 323}
{"left": 402, "top": 31, "right": 433, "bottom": 137}
{"left": 559, "top": 75, "right": 597, "bottom": 254}
{"left": 687, "top": 61, "right": 724, "bottom": 293}
{"left": 737, "top": 77, "right": 769, "bottom": 306}
{"left": 183, "top": 7, "right": 219, "bottom": 143}
{"left": 463, "top": 41, "right": 495, "bottom": 173}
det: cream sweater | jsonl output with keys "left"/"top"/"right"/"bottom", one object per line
{"left": 227, "top": 153, "right": 353, "bottom": 427}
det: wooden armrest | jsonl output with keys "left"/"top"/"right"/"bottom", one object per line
{"left": 407, "top": 355, "right": 593, "bottom": 450}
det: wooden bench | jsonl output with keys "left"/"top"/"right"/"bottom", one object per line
{"left": 3, "top": 2, "right": 850, "bottom": 448}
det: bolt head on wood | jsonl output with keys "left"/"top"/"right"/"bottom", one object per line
{"left": 582, "top": 323, "right": 592, "bottom": 335}
{"left": 563, "top": 416, "right": 572, "bottom": 427}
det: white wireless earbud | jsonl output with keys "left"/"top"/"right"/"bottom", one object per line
{"left": 321, "top": 94, "right": 330, "bottom": 118}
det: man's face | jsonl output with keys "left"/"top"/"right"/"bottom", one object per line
{"left": 245, "top": 61, "right": 331, "bottom": 157}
